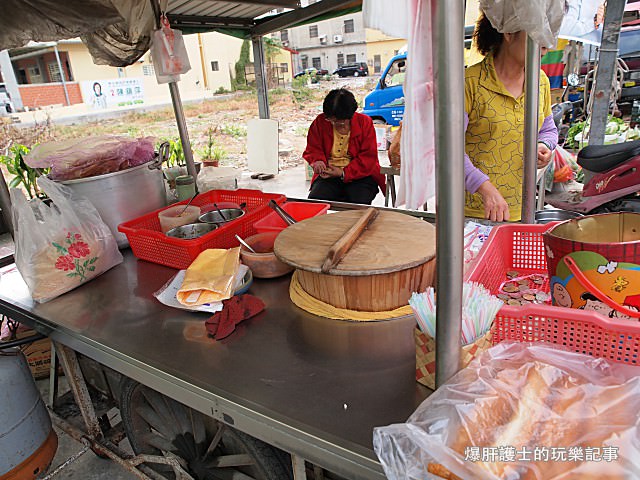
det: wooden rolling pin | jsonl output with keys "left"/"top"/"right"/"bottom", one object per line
{"left": 321, "top": 207, "right": 379, "bottom": 273}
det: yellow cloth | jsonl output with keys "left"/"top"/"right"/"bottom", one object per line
{"left": 289, "top": 270, "right": 413, "bottom": 321}
{"left": 177, "top": 248, "right": 240, "bottom": 306}
{"left": 329, "top": 126, "right": 351, "bottom": 168}
{"left": 464, "top": 54, "right": 552, "bottom": 222}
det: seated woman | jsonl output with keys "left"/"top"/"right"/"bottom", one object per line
{"left": 303, "top": 88, "right": 385, "bottom": 205}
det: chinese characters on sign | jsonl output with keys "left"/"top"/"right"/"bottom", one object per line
{"left": 464, "top": 446, "right": 619, "bottom": 463}
{"left": 81, "top": 78, "right": 145, "bottom": 109}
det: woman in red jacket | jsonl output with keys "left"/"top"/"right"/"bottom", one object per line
{"left": 303, "top": 88, "right": 385, "bottom": 204}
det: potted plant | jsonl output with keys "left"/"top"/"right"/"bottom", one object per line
{"left": 0, "top": 144, "right": 49, "bottom": 200}
{"left": 198, "top": 127, "right": 227, "bottom": 167}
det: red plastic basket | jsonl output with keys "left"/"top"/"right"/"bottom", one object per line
{"left": 118, "top": 189, "right": 286, "bottom": 269}
{"left": 253, "top": 201, "right": 330, "bottom": 233}
{"left": 466, "top": 223, "right": 640, "bottom": 365}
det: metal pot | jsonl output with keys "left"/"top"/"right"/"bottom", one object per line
{"left": 535, "top": 209, "right": 584, "bottom": 224}
{"left": 60, "top": 160, "right": 166, "bottom": 248}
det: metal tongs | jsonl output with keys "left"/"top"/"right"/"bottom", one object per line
{"left": 268, "top": 200, "right": 297, "bottom": 226}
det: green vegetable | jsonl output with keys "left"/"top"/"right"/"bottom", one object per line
{"left": 565, "top": 121, "right": 585, "bottom": 149}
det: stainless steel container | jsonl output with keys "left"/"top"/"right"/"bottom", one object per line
{"left": 535, "top": 209, "right": 584, "bottom": 224}
{"left": 60, "top": 160, "right": 166, "bottom": 248}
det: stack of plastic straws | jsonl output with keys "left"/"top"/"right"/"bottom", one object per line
{"left": 409, "top": 282, "right": 504, "bottom": 345}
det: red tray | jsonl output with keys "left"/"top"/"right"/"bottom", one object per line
{"left": 466, "top": 223, "right": 640, "bottom": 365}
{"left": 118, "top": 189, "right": 286, "bottom": 269}
{"left": 253, "top": 201, "right": 330, "bottom": 233}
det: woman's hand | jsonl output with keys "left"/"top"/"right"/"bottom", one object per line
{"left": 477, "top": 181, "right": 510, "bottom": 222}
{"left": 320, "top": 165, "right": 344, "bottom": 179}
{"left": 537, "top": 143, "right": 553, "bottom": 168}
{"left": 311, "top": 161, "right": 327, "bottom": 175}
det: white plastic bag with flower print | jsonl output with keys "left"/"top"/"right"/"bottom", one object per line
{"left": 10, "top": 177, "right": 122, "bottom": 303}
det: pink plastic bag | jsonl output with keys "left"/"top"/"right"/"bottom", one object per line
{"left": 374, "top": 342, "right": 640, "bottom": 479}
{"left": 25, "top": 135, "right": 155, "bottom": 181}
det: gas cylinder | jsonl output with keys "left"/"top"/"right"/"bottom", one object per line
{"left": 0, "top": 349, "right": 57, "bottom": 479}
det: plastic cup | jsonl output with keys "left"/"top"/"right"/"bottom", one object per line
{"left": 158, "top": 205, "right": 201, "bottom": 234}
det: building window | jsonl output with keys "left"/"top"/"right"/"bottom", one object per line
{"left": 280, "top": 63, "right": 288, "bottom": 73}
{"left": 337, "top": 53, "right": 344, "bottom": 66}
{"left": 47, "top": 63, "right": 62, "bottom": 82}
{"left": 27, "top": 66, "right": 44, "bottom": 84}
{"left": 281, "top": 30, "right": 288, "bottom": 42}
{"left": 344, "top": 19, "right": 355, "bottom": 34}
{"left": 346, "top": 54, "right": 357, "bottom": 64}
{"left": 309, "top": 25, "right": 318, "bottom": 38}
{"left": 301, "top": 57, "right": 309, "bottom": 69}
{"left": 142, "top": 65, "right": 155, "bottom": 76}
{"left": 211, "top": 61, "right": 219, "bottom": 71}
{"left": 312, "top": 57, "right": 321, "bottom": 69}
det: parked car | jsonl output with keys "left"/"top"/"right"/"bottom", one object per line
{"left": 333, "top": 62, "right": 369, "bottom": 77}
{"left": 293, "top": 67, "right": 328, "bottom": 78}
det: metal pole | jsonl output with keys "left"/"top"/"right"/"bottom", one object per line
{"left": 589, "top": 0, "right": 626, "bottom": 146}
{"left": 168, "top": 82, "right": 197, "bottom": 180}
{"left": 251, "top": 36, "right": 270, "bottom": 119}
{"left": 522, "top": 36, "right": 540, "bottom": 224}
{"left": 53, "top": 44, "right": 70, "bottom": 106}
{"left": 0, "top": 168, "right": 14, "bottom": 238}
{"left": 434, "top": 0, "right": 465, "bottom": 388}
{"left": 149, "top": 0, "right": 197, "bottom": 180}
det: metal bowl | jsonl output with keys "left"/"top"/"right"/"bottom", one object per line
{"left": 198, "top": 208, "right": 245, "bottom": 225}
{"left": 535, "top": 209, "right": 584, "bottom": 224}
{"left": 166, "top": 222, "right": 218, "bottom": 239}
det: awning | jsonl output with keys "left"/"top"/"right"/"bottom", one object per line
{"left": 0, "top": 0, "right": 362, "bottom": 67}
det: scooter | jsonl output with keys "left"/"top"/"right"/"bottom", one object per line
{"left": 544, "top": 139, "right": 640, "bottom": 214}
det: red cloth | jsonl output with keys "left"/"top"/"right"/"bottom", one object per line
{"left": 303, "top": 112, "right": 386, "bottom": 192}
{"left": 205, "top": 294, "right": 265, "bottom": 340}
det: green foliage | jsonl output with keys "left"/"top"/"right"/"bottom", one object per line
{"left": 565, "top": 122, "right": 585, "bottom": 149}
{"left": 269, "top": 87, "right": 288, "bottom": 97}
{"left": 263, "top": 37, "right": 283, "bottom": 63}
{"left": 215, "top": 86, "right": 230, "bottom": 95}
{"left": 292, "top": 86, "right": 313, "bottom": 106}
{"left": 0, "top": 144, "right": 48, "bottom": 199}
{"left": 221, "top": 124, "right": 247, "bottom": 138}
{"left": 159, "top": 139, "right": 186, "bottom": 168}
{"left": 294, "top": 125, "right": 309, "bottom": 137}
{"left": 234, "top": 40, "right": 251, "bottom": 88}
{"left": 292, "top": 74, "right": 311, "bottom": 90}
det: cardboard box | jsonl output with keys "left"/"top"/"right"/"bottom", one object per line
{"left": 22, "top": 337, "right": 52, "bottom": 379}
{"left": 10, "top": 329, "right": 52, "bottom": 380}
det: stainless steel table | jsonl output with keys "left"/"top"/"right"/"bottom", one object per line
{"left": 0, "top": 251, "right": 431, "bottom": 480}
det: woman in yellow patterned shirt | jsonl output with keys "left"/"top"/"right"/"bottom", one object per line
{"left": 463, "top": 13, "right": 558, "bottom": 222}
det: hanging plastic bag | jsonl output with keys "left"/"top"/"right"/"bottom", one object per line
{"left": 552, "top": 146, "right": 574, "bottom": 183}
{"left": 150, "top": 14, "right": 191, "bottom": 84}
{"left": 374, "top": 342, "right": 640, "bottom": 480}
{"left": 10, "top": 177, "right": 123, "bottom": 303}
{"left": 479, "top": 0, "right": 566, "bottom": 48}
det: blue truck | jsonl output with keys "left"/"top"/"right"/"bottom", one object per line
{"left": 363, "top": 53, "right": 407, "bottom": 126}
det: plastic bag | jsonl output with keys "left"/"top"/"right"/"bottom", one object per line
{"left": 150, "top": 15, "right": 191, "bottom": 84}
{"left": 374, "top": 342, "right": 640, "bottom": 480}
{"left": 479, "top": 0, "right": 566, "bottom": 48}
{"left": 196, "top": 166, "right": 239, "bottom": 193}
{"left": 553, "top": 146, "right": 574, "bottom": 183}
{"left": 10, "top": 177, "right": 123, "bottom": 303}
{"left": 25, "top": 135, "right": 156, "bottom": 181}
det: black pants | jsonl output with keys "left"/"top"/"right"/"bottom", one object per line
{"left": 309, "top": 176, "right": 379, "bottom": 205}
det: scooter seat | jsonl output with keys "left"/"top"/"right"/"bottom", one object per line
{"left": 578, "top": 139, "right": 640, "bottom": 173}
